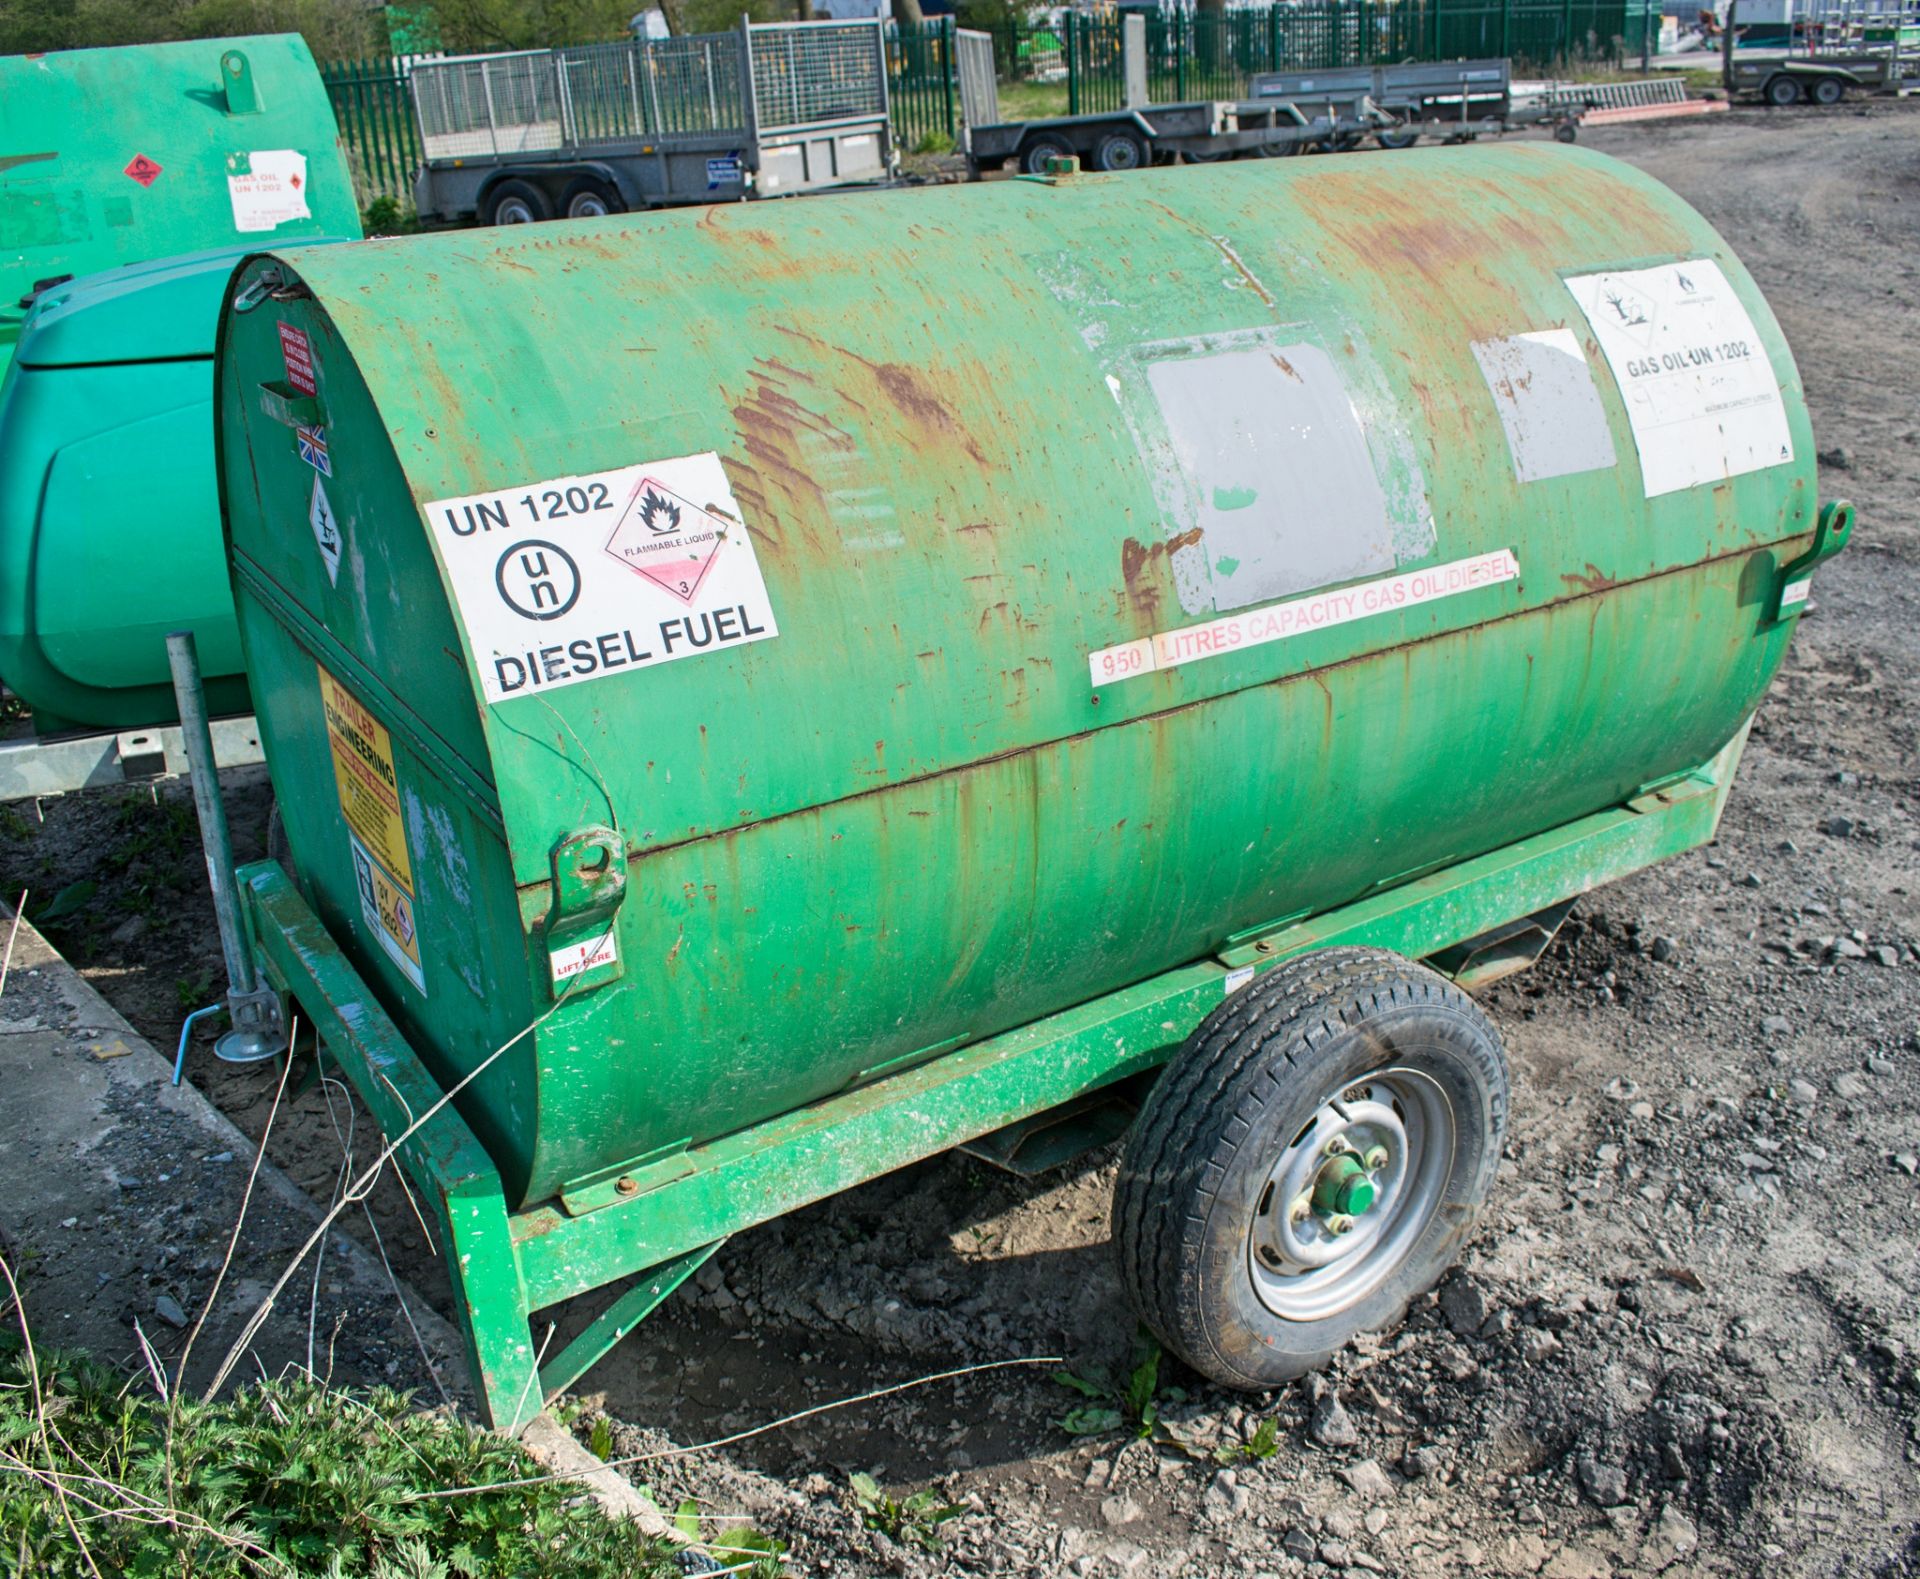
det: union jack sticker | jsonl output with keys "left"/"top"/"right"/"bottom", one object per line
{"left": 296, "top": 424, "right": 332, "bottom": 477}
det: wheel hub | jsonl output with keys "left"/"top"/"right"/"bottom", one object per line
{"left": 1248, "top": 1070, "right": 1456, "bottom": 1323}
{"left": 1311, "top": 1152, "right": 1379, "bottom": 1219}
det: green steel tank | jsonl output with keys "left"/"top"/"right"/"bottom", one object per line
{"left": 0, "top": 35, "right": 360, "bottom": 731}
{"left": 216, "top": 145, "right": 1847, "bottom": 1427}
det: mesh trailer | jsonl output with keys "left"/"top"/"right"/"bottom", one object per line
{"left": 409, "top": 17, "right": 894, "bottom": 227}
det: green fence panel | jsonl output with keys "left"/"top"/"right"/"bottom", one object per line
{"left": 322, "top": 57, "right": 420, "bottom": 210}
{"left": 888, "top": 18, "right": 957, "bottom": 151}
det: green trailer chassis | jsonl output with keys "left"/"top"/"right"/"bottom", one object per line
{"left": 239, "top": 724, "right": 1748, "bottom": 1431}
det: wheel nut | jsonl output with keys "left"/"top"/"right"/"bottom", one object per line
{"left": 1362, "top": 1145, "right": 1389, "bottom": 1171}
{"left": 1327, "top": 1215, "right": 1354, "bottom": 1235}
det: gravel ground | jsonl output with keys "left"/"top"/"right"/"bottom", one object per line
{"left": 4, "top": 103, "right": 1916, "bottom": 1577}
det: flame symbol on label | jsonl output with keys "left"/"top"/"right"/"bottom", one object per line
{"left": 639, "top": 489, "right": 681, "bottom": 535}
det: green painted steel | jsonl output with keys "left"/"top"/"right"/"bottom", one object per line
{"left": 238, "top": 726, "right": 1749, "bottom": 1425}
{"left": 218, "top": 147, "right": 1838, "bottom": 1421}
{"left": 0, "top": 35, "right": 360, "bottom": 374}
{"left": 0, "top": 36, "right": 360, "bottom": 731}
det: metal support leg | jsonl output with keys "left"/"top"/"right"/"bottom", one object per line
{"left": 166, "top": 631, "right": 283, "bottom": 1064}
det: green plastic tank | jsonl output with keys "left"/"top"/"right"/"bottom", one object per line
{"left": 220, "top": 145, "right": 1825, "bottom": 1219}
{"left": 0, "top": 35, "right": 360, "bottom": 730}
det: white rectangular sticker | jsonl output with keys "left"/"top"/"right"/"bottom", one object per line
{"left": 228, "top": 150, "right": 311, "bottom": 233}
{"left": 1566, "top": 259, "right": 1792, "bottom": 498}
{"left": 426, "top": 452, "right": 779, "bottom": 704}
{"left": 1089, "top": 549, "right": 1519, "bottom": 686}
{"left": 550, "top": 927, "right": 619, "bottom": 986}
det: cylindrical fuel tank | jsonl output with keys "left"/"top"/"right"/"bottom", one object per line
{"left": 218, "top": 146, "right": 1817, "bottom": 1211}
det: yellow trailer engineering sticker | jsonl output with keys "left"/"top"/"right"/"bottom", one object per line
{"left": 318, "top": 663, "right": 426, "bottom": 994}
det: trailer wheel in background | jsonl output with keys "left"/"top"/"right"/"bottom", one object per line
{"left": 1184, "top": 146, "right": 1234, "bottom": 163}
{"left": 484, "top": 179, "right": 553, "bottom": 226}
{"left": 1245, "top": 138, "right": 1300, "bottom": 158}
{"left": 1764, "top": 74, "right": 1803, "bottom": 105}
{"left": 1554, "top": 120, "right": 1579, "bottom": 143}
{"left": 1111, "top": 946, "right": 1508, "bottom": 1389}
{"left": 1092, "top": 129, "right": 1150, "bottom": 172}
{"left": 1375, "top": 126, "right": 1420, "bottom": 149}
{"left": 1017, "top": 131, "right": 1077, "bottom": 174}
{"left": 561, "top": 177, "right": 626, "bottom": 219}
{"left": 1810, "top": 76, "right": 1845, "bottom": 105}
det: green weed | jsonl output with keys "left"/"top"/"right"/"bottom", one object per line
{"left": 0, "top": 1335, "right": 780, "bottom": 1577}
{"left": 848, "top": 1471, "right": 965, "bottom": 1553}
{"left": 1053, "top": 1328, "right": 1184, "bottom": 1441}
{"left": 1216, "top": 1414, "right": 1280, "bottom": 1464}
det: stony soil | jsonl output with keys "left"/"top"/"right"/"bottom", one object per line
{"left": 5, "top": 102, "right": 1917, "bottom": 1577}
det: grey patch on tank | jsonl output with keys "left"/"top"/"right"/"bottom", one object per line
{"left": 1146, "top": 342, "right": 1396, "bottom": 613}
{"left": 1025, "top": 252, "right": 1434, "bottom": 616}
{"left": 1471, "top": 328, "right": 1618, "bottom": 484}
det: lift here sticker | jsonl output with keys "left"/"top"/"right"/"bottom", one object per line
{"left": 1566, "top": 259, "right": 1793, "bottom": 498}
{"left": 425, "top": 452, "right": 780, "bottom": 705}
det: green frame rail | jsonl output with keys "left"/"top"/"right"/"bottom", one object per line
{"left": 239, "top": 722, "right": 1746, "bottom": 1431}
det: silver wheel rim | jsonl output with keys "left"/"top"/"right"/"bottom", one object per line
{"left": 1101, "top": 139, "right": 1141, "bottom": 171}
{"left": 495, "top": 196, "right": 537, "bottom": 224}
{"left": 1248, "top": 1067, "right": 1455, "bottom": 1323}
{"left": 569, "top": 193, "right": 609, "bottom": 217}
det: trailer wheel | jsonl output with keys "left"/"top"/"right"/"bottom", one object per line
{"left": 1810, "top": 76, "right": 1844, "bottom": 105}
{"left": 1018, "top": 132, "right": 1077, "bottom": 175}
{"left": 1764, "top": 74, "right": 1803, "bottom": 106}
{"left": 1112, "top": 946, "right": 1508, "bottom": 1389}
{"left": 1375, "top": 126, "right": 1420, "bottom": 149}
{"left": 1554, "top": 120, "right": 1579, "bottom": 143}
{"left": 484, "top": 179, "right": 553, "bottom": 226}
{"left": 561, "top": 177, "right": 626, "bottom": 219}
{"left": 1092, "top": 129, "right": 1150, "bottom": 172}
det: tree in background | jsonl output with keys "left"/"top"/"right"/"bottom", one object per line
{"left": 0, "top": 0, "right": 381, "bottom": 58}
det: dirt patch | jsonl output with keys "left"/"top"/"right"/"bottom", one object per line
{"left": 6, "top": 103, "right": 1918, "bottom": 1576}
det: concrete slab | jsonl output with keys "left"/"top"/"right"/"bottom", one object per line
{"left": 0, "top": 911, "right": 468, "bottom": 1407}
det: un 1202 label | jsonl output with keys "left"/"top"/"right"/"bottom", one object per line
{"left": 425, "top": 452, "right": 779, "bottom": 705}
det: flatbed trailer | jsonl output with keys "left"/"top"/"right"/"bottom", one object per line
{"left": 410, "top": 17, "right": 894, "bottom": 226}
{"left": 957, "top": 46, "right": 1579, "bottom": 176}
{"left": 1721, "top": 0, "right": 1920, "bottom": 99}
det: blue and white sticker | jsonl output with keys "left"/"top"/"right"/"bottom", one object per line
{"left": 296, "top": 423, "right": 332, "bottom": 477}
{"left": 706, "top": 155, "right": 743, "bottom": 189}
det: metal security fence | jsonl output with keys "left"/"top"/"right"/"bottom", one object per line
{"left": 890, "top": 18, "right": 959, "bottom": 150}
{"left": 322, "top": 56, "right": 422, "bottom": 208}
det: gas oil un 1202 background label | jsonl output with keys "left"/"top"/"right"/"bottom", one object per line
{"left": 1566, "top": 258, "right": 1793, "bottom": 498}
{"left": 425, "top": 452, "right": 779, "bottom": 704}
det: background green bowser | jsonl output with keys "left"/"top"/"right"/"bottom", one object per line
{"left": 214, "top": 144, "right": 1847, "bottom": 1429}
{"left": 0, "top": 36, "right": 359, "bottom": 739}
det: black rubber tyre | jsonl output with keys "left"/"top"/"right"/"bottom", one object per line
{"left": 1018, "top": 132, "right": 1077, "bottom": 174}
{"left": 483, "top": 178, "right": 553, "bottom": 226}
{"left": 1375, "top": 126, "right": 1420, "bottom": 150}
{"left": 1809, "top": 76, "right": 1844, "bottom": 105}
{"left": 1554, "top": 119, "right": 1579, "bottom": 143}
{"left": 561, "top": 176, "right": 625, "bottom": 219}
{"left": 1112, "top": 946, "right": 1508, "bottom": 1390}
{"left": 1764, "top": 74, "right": 1803, "bottom": 106}
{"left": 1091, "top": 129, "right": 1150, "bottom": 172}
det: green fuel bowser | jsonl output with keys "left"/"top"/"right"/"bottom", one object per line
{"left": 0, "top": 36, "right": 360, "bottom": 734}
{"left": 215, "top": 145, "right": 1849, "bottom": 1429}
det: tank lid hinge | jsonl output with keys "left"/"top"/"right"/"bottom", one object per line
{"left": 541, "top": 825, "right": 626, "bottom": 998}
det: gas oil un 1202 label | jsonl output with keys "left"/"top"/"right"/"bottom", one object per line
{"left": 1566, "top": 258, "right": 1793, "bottom": 498}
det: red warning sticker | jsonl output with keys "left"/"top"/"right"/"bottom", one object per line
{"left": 277, "top": 321, "right": 317, "bottom": 396}
{"left": 123, "top": 153, "right": 163, "bottom": 187}
{"left": 602, "top": 477, "right": 724, "bottom": 604}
